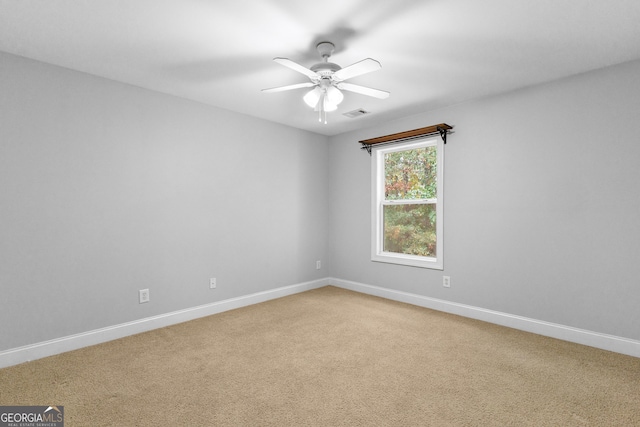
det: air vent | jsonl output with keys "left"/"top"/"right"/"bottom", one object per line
{"left": 343, "top": 109, "right": 370, "bottom": 118}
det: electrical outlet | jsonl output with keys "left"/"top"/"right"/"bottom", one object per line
{"left": 209, "top": 278, "right": 216, "bottom": 289}
{"left": 139, "top": 289, "right": 150, "bottom": 303}
{"left": 443, "top": 276, "right": 451, "bottom": 288}
{"left": 316, "top": 260, "right": 321, "bottom": 270}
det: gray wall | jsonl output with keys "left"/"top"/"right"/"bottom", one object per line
{"left": 329, "top": 59, "right": 640, "bottom": 341}
{"left": 3, "top": 49, "right": 639, "bottom": 354}
{"left": 0, "top": 52, "right": 330, "bottom": 351}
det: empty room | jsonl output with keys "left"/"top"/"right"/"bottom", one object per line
{"left": 1, "top": 1, "right": 639, "bottom": 425}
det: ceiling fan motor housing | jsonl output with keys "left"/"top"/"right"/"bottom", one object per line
{"left": 311, "top": 61, "right": 341, "bottom": 76}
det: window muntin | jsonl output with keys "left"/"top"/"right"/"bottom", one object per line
{"left": 372, "top": 137, "right": 443, "bottom": 269}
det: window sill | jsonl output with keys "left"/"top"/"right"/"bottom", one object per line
{"left": 371, "top": 252, "right": 443, "bottom": 270}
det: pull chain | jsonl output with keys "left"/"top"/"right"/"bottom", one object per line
{"left": 317, "top": 94, "right": 328, "bottom": 124}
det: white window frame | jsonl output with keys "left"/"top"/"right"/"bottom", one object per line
{"left": 371, "top": 136, "right": 444, "bottom": 270}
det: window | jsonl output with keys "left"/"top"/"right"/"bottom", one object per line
{"left": 371, "top": 136, "right": 444, "bottom": 269}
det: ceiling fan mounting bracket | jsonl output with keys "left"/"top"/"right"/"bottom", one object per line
{"left": 316, "top": 41, "right": 335, "bottom": 59}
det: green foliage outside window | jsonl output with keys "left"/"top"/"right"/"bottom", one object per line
{"left": 383, "top": 147, "right": 437, "bottom": 257}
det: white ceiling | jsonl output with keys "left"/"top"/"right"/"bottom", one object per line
{"left": 2, "top": 0, "right": 640, "bottom": 136}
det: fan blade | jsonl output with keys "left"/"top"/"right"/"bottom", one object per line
{"left": 273, "top": 57, "right": 319, "bottom": 79}
{"left": 337, "top": 82, "right": 390, "bottom": 99}
{"left": 262, "top": 82, "right": 316, "bottom": 93}
{"left": 333, "top": 58, "right": 381, "bottom": 81}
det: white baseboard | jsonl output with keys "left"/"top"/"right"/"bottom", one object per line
{"left": 0, "top": 278, "right": 330, "bottom": 369}
{"left": 3, "top": 277, "right": 637, "bottom": 369}
{"left": 330, "top": 278, "right": 640, "bottom": 358}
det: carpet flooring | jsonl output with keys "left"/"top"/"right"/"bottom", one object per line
{"left": 1, "top": 286, "right": 639, "bottom": 426}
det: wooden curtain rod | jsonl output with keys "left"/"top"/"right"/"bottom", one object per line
{"left": 359, "top": 123, "right": 453, "bottom": 155}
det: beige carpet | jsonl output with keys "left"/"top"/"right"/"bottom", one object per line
{"left": 1, "top": 286, "right": 639, "bottom": 426}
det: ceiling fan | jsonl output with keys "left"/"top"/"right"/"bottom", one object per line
{"left": 262, "top": 41, "right": 389, "bottom": 123}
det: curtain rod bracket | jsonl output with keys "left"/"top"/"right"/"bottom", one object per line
{"left": 437, "top": 126, "right": 447, "bottom": 144}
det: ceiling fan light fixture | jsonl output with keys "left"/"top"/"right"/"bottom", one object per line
{"left": 323, "top": 96, "right": 338, "bottom": 112}
{"left": 303, "top": 87, "right": 322, "bottom": 108}
{"left": 326, "top": 85, "right": 344, "bottom": 106}
{"left": 304, "top": 84, "right": 343, "bottom": 110}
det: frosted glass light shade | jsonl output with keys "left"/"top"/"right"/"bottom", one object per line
{"left": 303, "top": 85, "right": 344, "bottom": 109}
{"left": 323, "top": 97, "right": 338, "bottom": 111}
{"left": 303, "top": 87, "right": 322, "bottom": 108}
{"left": 326, "top": 86, "right": 344, "bottom": 105}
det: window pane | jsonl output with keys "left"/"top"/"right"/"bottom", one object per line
{"left": 384, "top": 146, "right": 437, "bottom": 200}
{"left": 383, "top": 203, "right": 436, "bottom": 257}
